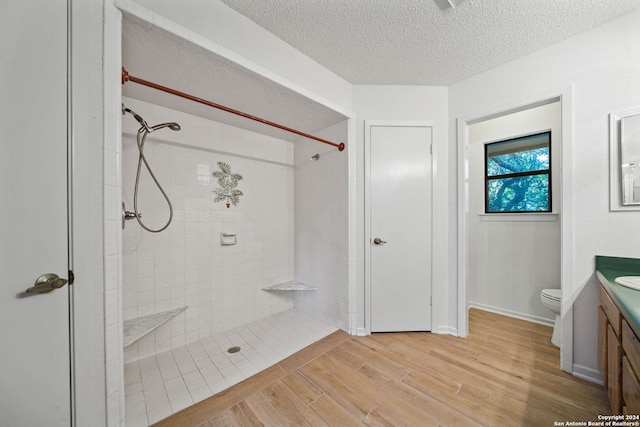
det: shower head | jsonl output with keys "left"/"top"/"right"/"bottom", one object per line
{"left": 310, "top": 153, "right": 320, "bottom": 161}
{"left": 122, "top": 104, "right": 180, "bottom": 133}
{"left": 149, "top": 122, "right": 181, "bottom": 132}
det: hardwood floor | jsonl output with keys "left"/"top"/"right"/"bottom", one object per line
{"left": 153, "top": 309, "right": 610, "bottom": 426}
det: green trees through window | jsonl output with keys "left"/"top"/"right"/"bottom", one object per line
{"left": 485, "top": 132, "right": 551, "bottom": 213}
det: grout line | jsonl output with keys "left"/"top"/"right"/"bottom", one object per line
{"left": 125, "top": 309, "right": 337, "bottom": 425}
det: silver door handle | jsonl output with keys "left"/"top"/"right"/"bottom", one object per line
{"left": 373, "top": 237, "right": 387, "bottom": 245}
{"left": 25, "top": 273, "right": 69, "bottom": 294}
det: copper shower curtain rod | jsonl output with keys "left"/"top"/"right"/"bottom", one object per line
{"left": 122, "top": 67, "right": 345, "bottom": 152}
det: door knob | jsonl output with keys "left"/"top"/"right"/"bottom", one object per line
{"left": 25, "top": 273, "right": 69, "bottom": 294}
{"left": 373, "top": 237, "right": 387, "bottom": 245}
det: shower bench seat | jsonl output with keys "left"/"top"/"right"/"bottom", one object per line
{"left": 262, "top": 281, "right": 317, "bottom": 291}
{"left": 123, "top": 306, "right": 187, "bottom": 348}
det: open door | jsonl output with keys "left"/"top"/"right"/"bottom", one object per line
{"left": 0, "top": 1, "right": 72, "bottom": 425}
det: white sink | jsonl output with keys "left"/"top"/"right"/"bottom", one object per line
{"left": 615, "top": 276, "right": 640, "bottom": 291}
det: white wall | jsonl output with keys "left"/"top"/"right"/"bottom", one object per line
{"left": 294, "top": 122, "right": 350, "bottom": 330}
{"left": 353, "top": 86, "right": 450, "bottom": 333}
{"left": 72, "top": 0, "right": 117, "bottom": 425}
{"left": 450, "top": 10, "right": 640, "bottom": 378}
{"left": 121, "top": 98, "right": 295, "bottom": 363}
{"left": 102, "top": 5, "right": 126, "bottom": 425}
{"left": 467, "top": 102, "right": 561, "bottom": 323}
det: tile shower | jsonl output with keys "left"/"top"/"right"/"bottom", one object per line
{"left": 121, "top": 97, "right": 348, "bottom": 424}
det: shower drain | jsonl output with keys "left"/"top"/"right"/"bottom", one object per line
{"left": 227, "top": 346, "right": 241, "bottom": 354}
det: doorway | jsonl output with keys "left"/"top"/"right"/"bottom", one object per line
{"left": 365, "top": 121, "right": 433, "bottom": 332}
{"left": 457, "top": 93, "right": 574, "bottom": 372}
{"left": 466, "top": 101, "right": 561, "bottom": 325}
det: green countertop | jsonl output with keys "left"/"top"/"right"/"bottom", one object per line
{"left": 596, "top": 255, "right": 640, "bottom": 338}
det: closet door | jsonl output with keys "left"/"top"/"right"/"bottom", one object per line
{"left": 368, "top": 122, "right": 433, "bottom": 332}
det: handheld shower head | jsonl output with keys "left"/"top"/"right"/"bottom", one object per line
{"left": 149, "top": 122, "right": 181, "bottom": 132}
{"left": 124, "top": 107, "right": 180, "bottom": 234}
{"left": 122, "top": 104, "right": 180, "bottom": 133}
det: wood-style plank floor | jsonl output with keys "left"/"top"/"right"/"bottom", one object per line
{"left": 153, "top": 308, "right": 610, "bottom": 426}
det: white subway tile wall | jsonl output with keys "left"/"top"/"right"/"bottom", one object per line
{"left": 122, "top": 98, "right": 295, "bottom": 363}
{"left": 293, "top": 123, "right": 350, "bottom": 331}
{"left": 120, "top": 99, "right": 350, "bottom": 425}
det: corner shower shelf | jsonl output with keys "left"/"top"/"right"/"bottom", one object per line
{"left": 123, "top": 306, "right": 187, "bottom": 348}
{"left": 262, "top": 281, "right": 318, "bottom": 291}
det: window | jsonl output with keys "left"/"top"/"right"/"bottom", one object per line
{"left": 485, "top": 131, "right": 551, "bottom": 213}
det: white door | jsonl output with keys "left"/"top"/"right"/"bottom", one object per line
{"left": 0, "top": 1, "right": 71, "bottom": 426}
{"left": 368, "top": 123, "right": 432, "bottom": 332}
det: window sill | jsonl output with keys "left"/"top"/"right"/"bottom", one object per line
{"left": 478, "top": 212, "right": 559, "bottom": 222}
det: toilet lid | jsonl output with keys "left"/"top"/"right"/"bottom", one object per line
{"left": 542, "top": 289, "right": 562, "bottom": 301}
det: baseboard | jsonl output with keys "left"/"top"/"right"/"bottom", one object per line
{"left": 355, "top": 327, "right": 367, "bottom": 336}
{"left": 572, "top": 363, "right": 603, "bottom": 385}
{"left": 435, "top": 325, "right": 458, "bottom": 336}
{"left": 469, "top": 302, "right": 555, "bottom": 327}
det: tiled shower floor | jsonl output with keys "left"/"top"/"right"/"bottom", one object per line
{"left": 124, "top": 309, "right": 338, "bottom": 426}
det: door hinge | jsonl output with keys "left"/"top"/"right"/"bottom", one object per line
{"left": 68, "top": 270, "right": 75, "bottom": 285}
{"left": 430, "top": 144, "right": 433, "bottom": 155}
{"left": 430, "top": 296, "right": 432, "bottom": 306}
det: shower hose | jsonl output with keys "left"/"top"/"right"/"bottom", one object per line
{"left": 133, "top": 125, "right": 173, "bottom": 233}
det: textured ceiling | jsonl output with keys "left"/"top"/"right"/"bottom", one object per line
{"left": 218, "top": 0, "right": 640, "bottom": 85}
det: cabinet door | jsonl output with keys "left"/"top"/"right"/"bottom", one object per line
{"left": 609, "top": 324, "right": 623, "bottom": 414}
{"left": 601, "top": 285, "right": 622, "bottom": 337}
{"left": 623, "top": 356, "right": 640, "bottom": 415}
{"left": 599, "top": 306, "right": 608, "bottom": 387}
{"left": 623, "top": 320, "right": 640, "bottom": 378}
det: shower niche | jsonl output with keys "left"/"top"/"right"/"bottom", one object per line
{"left": 119, "top": 12, "right": 349, "bottom": 424}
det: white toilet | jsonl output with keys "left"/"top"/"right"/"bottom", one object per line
{"left": 541, "top": 288, "right": 562, "bottom": 347}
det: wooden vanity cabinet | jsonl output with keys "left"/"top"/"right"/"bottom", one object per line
{"left": 599, "top": 284, "right": 640, "bottom": 414}
{"left": 608, "top": 323, "right": 623, "bottom": 413}
{"left": 599, "top": 285, "right": 623, "bottom": 413}
{"left": 622, "top": 320, "right": 640, "bottom": 415}
{"left": 623, "top": 356, "right": 640, "bottom": 415}
{"left": 598, "top": 306, "right": 608, "bottom": 386}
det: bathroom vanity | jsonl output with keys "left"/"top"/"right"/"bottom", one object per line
{"left": 596, "top": 256, "right": 640, "bottom": 415}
